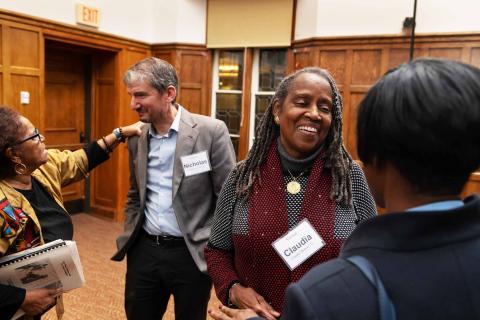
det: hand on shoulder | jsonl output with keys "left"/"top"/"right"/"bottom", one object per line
{"left": 122, "top": 121, "right": 143, "bottom": 138}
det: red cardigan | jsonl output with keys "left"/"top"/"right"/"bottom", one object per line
{"left": 205, "top": 145, "right": 343, "bottom": 312}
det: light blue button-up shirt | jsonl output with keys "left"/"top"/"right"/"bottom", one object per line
{"left": 407, "top": 200, "right": 464, "bottom": 212}
{"left": 143, "top": 107, "right": 183, "bottom": 236}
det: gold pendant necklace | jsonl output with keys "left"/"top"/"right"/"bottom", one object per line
{"left": 286, "top": 169, "right": 304, "bottom": 194}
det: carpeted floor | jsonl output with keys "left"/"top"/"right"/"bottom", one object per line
{"left": 44, "top": 213, "right": 220, "bottom": 319}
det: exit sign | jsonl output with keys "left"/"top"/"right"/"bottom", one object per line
{"left": 76, "top": 4, "right": 100, "bottom": 28}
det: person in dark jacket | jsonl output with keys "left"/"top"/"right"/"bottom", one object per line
{"left": 209, "top": 58, "right": 480, "bottom": 320}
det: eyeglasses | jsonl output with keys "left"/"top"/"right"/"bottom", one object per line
{"left": 15, "top": 128, "right": 43, "bottom": 145}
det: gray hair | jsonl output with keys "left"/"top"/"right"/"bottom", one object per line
{"left": 123, "top": 57, "right": 179, "bottom": 102}
{"left": 235, "top": 67, "right": 353, "bottom": 205}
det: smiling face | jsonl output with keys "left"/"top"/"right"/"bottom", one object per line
{"left": 273, "top": 72, "right": 333, "bottom": 159}
{"left": 127, "top": 79, "right": 175, "bottom": 125}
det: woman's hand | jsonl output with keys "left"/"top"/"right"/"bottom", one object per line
{"left": 209, "top": 304, "right": 259, "bottom": 320}
{"left": 121, "top": 121, "right": 143, "bottom": 138}
{"left": 230, "top": 284, "right": 280, "bottom": 320}
{"left": 21, "top": 287, "right": 62, "bottom": 316}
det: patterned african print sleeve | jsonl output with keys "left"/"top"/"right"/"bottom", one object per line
{"left": 205, "top": 167, "right": 242, "bottom": 304}
{"left": 350, "top": 162, "right": 377, "bottom": 222}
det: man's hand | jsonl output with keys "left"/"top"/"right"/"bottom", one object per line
{"left": 209, "top": 304, "right": 260, "bottom": 320}
{"left": 229, "top": 284, "right": 280, "bottom": 320}
{"left": 21, "top": 288, "right": 62, "bottom": 316}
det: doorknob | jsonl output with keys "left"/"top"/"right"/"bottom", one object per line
{"left": 79, "top": 131, "right": 86, "bottom": 143}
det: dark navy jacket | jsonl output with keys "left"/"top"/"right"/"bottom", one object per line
{"left": 253, "top": 194, "right": 480, "bottom": 320}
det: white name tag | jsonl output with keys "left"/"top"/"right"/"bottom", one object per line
{"left": 181, "top": 151, "right": 212, "bottom": 177}
{"left": 272, "top": 219, "right": 325, "bottom": 271}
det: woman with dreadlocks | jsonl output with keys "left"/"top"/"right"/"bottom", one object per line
{"left": 205, "top": 67, "right": 376, "bottom": 319}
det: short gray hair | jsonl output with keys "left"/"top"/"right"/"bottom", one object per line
{"left": 123, "top": 57, "right": 179, "bottom": 102}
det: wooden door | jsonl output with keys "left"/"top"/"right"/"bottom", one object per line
{"left": 45, "top": 45, "right": 87, "bottom": 210}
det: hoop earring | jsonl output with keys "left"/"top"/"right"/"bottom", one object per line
{"left": 14, "top": 162, "right": 28, "bottom": 175}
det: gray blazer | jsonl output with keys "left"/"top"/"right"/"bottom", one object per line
{"left": 112, "top": 108, "right": 236, "bottom": 272}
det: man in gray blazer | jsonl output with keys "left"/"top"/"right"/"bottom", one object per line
{"left": 112, "top": 57, "right": 236, "bottom": 320}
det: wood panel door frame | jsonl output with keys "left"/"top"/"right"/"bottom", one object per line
{"left": 44, "top": 38, "right": 119, "bottom": 217}
{"left": 44, "top": 40, "right": 93, "bottom": 213}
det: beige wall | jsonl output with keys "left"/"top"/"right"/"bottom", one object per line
{"left": 295, "top": 0, "right": 480, "bottom": 40}
{"left": 0, "top": 0, "right": 206, "bottom": 44}
{"left": 2, "top": 0, "right": 480, "bottom": 44}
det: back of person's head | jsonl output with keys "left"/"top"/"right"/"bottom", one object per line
{"left": 0, "top": 106, "right": 23, "bottom": 179}
{"left": 123, "top": 57, "right": 179, "bottom": 102}
{"left": 357, "top": 58, "right": 480, "bottom": 196}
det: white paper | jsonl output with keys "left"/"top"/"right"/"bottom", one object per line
{"left": 272, "top": 219, "right": 325, "bottom": 270}
{"left": 0, "top": 240, "right": 85, "bottom": 291}
{"left": 181, "top": 151, "right": 211, "bottom": 177}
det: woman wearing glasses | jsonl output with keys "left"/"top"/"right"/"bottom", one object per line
{"left": 0, "top": 106, "right": 142, "bottom": 319}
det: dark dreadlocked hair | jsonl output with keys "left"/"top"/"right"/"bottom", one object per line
{"left": 234, "top": 67, "right": 353, "bottom": 206}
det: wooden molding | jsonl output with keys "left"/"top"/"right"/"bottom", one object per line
{"left": 0, "top": 9, "right": 149, "bottom": 50}
{"left": 293, "top": 32, "right": 480, "bottom": 48}
{"left": 151, "top": 43, "right": 208, "bottom": 51}
{"left": 238, "top": 48, "right": 253, "bottom": 160}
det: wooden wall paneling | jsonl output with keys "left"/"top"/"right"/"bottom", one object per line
{"left": 294, "top": 34, "right": 480, "bottom": 195}
{"left": 9, "top": 26, "right": 39, "bottom": 68}
{"left": 11, "top": 74, "right": 40, "bottom": 126}
{"left": 286, "top": 48, "right": 295, "bottom": 74}
{"left": 45, "top": 47, "right": 87, "bottom": 203}
{"left": 44, "top": 49, "right": 85, "bottom": 148}
{"left": 351, "top": 49, "right": 382, "bottom": 85}
{"left": 341, "top": 49, "right": 354, "bottom": 154}
{"left": 345, "top": 92, "right": 366, "bottom": 160}
{"left": 0, "top": 10, "right": 151, "bottom": 221}
{"left": 179, "top": 85, "right": 202, "bottom": 114}
{"left": 238, "top": 48, "right": 253, "bottom": 160}
{"left": 316, "top": 49, "right": 352, "bottom": 150}
{"left": 428, "top": 47, "right": 463, "bottom": 61}
{"left": 319, "top": 50, "right": 347, "bottom": 85}
{"left": 0, "top": 24, "right": 2, "bottom": 67}
{"left": 120, "top": 48, "right": 150, "bottom": 124}
{"left": 339, "top": 87, "right": 350, "bottom": 149}
{"left": 461, "top": 46, "right": 471, "bottom": 63}
{"left": 1, "top": 22, "right": 43, "bottom": 127}
{"left": 470, "top": 47, "right": 480, "bottom": 67}
{"left": 152, "top": 44, "right": 211, "bottom": 116}
{"left": 379, "top": 48, "right": 390, "bottom": 75}
{"left": 348, "top": 49, "right": 381, "bottom": 159}
{"left": 90, "top": 52, "right": 118, "bottom": 219}
{"left": 205, "top": 49, "right": 213, "bottom": 117}
{"left": 178, "top": 51, "right": 209, "bottom": 115}
{"left": 116, "top": 47, "right": 149, "bottom": 222}
{"left": 0, "top": 12, "right": 150, "bottom": 218}
{"left": 387, "top": 48, "right": 411, "bottom": 69}
{"left": 293, "top": 47, "right": 312, "bottom": 70}
{"left": 154, "top": 51, "right": 174, "bottom": 65}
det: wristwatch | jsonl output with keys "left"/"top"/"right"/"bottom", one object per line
{"left": 113, "top": 127, "right": 126, "bottom": 142}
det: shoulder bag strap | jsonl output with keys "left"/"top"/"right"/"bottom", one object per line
{"left": 346, "top": 255, "right": 396, "bottom": 320}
